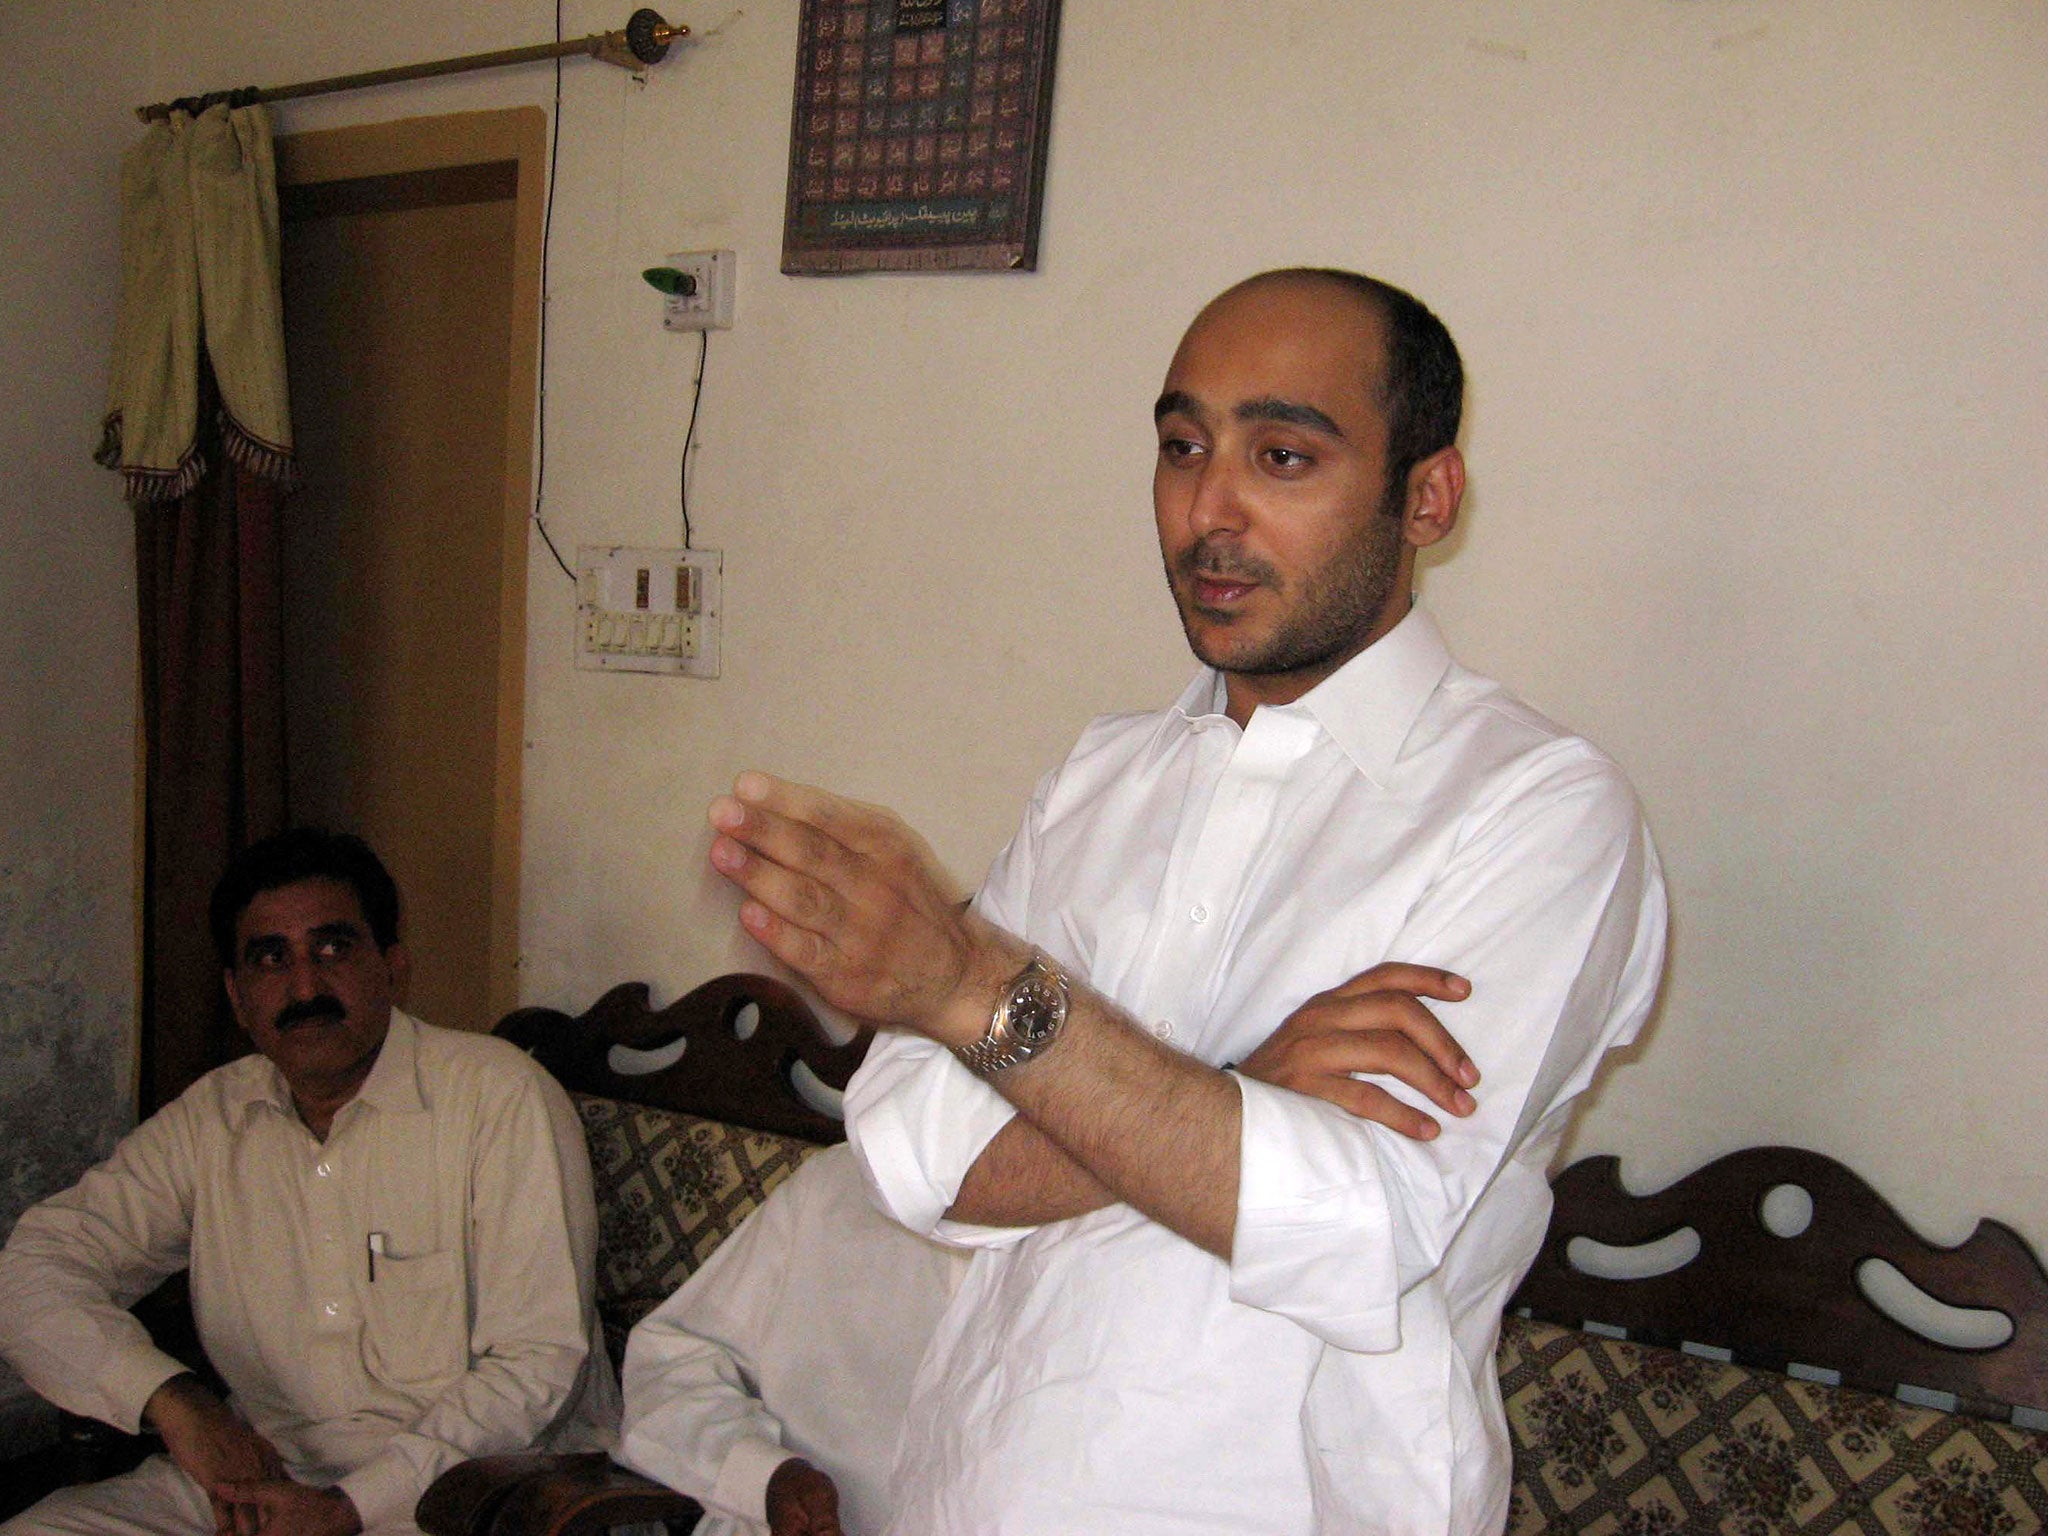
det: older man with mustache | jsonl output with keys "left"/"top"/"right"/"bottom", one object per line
{"left": 0, "top": 829, "right": 616, "bottom": 1536}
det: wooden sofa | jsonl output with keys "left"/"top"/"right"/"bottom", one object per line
{"left": 1503, "top": 1148, "right": 2048, "bottom": 1533}
{"left": 419, "top": 976, "right": 2048, "bottom": 1536}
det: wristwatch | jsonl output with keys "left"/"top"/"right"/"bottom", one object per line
{"left": 955, "top": 951, "right": 1071, "bottom": 1076}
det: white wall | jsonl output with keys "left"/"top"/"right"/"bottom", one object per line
{"left": 519, "top": 0, "right": 2048, "bottom": 1249}
{"left": 7, "top": 0, "right": 2045, "bottom": 1282}
{"left": 0, "top": 0, "right": 156, "bottom": 1441}
{"left": 0, "top": 9, "right": 152, "bottom": 1208}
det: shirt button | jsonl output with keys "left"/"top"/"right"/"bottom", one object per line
{"left": 1190, "top": 904, "right": 1209, "bottom": 923}
{"left": 314, "top": 1162, "right": 332, "bottom": 1177}
{"left": 1153, "top": 1019, "right": 1174, "bottom": 1040}
{"left": 322, "top": 1302, "right": 339, "bottom": 1318}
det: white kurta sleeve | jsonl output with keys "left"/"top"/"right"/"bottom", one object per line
{"left": 615, "top": 1151, "right": 812, "bottom": 1530}
{"left": 335, "top": 1069, "right": 607, "bottom": 1528}
{"left": 841, "top": 1032, "right": 1026, "bottom": 1245}
{"left": 1230, "top": 750, "right": 1667, "bottom": 1352}
{"left": 0, "top": 1099, "right": 204, "bottom": 1433}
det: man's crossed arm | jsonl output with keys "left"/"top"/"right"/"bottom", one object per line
{"left": 708, "top": 773, "right": 1479, "bottom": 1260}
{"left": 944, "top": 958, "right": 1478, "bottom": 1237}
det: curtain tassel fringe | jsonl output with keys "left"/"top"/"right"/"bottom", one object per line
{"left": 220, "top": 410, "right": 296, "bottom": 489}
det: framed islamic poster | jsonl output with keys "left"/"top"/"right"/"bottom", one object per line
{"left": 781, "top": 0, "right": 1063, "bottom": 274}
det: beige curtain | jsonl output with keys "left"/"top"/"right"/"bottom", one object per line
{"left": 101, "top": 101, "right": 297, "bottom": 1109}
{"left": 98, "top": 102, "right": 294, "bottom": 499}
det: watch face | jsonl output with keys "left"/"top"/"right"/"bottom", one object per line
{"left": 1009, "top": 975, "right": 1065, "bottom": 1044}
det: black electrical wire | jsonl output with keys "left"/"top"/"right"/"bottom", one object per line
{"left": 680, "top": 329, "right": 709, "bottom": 548}
{"left": 531, "top": 0, "right": 574, "bottom": 582}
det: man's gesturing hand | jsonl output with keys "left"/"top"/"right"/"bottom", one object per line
{"left": 708, "top": 773, "right": 991, "bottom": 1040}
{"left": 143, "top": 1373, "right": 285, "bottom": 1536}
{"left": 1238, "top": 963, "right": 1481, "bottom": 1140}
{"left": 766, "top": 1457, "right": 846, "bottom": 1536}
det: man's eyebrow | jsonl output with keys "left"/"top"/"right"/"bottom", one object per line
{"left": 1235, "top": 396, "right": 1347, "bottom": 439}
{"left": 310, "top": 921, "right": 366, "bottom": 945}
{"left": 1153, "top": 389, "right": 1201, "bottom": 424}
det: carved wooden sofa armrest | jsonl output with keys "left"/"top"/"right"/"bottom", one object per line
{"left": 415, "top": 1451, "right": 702, "bottom": 1536}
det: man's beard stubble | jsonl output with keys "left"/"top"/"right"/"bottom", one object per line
{"left": 1169, "top": 507, "right": 1405, "bottom": 680}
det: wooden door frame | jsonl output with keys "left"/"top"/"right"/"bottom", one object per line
{"left": 275, "top": 107, "right": 545, "bottom": 1024}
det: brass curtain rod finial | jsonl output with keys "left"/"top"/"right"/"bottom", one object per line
{"left": 628, "top": 9, "right": 688, "bottom": 64}
{"left": 596, "top": 9, "right": 689, "bottom": 72}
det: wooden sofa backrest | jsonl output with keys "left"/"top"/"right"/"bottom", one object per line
{"left": 499, "top": 979, "right": 2048, "bottom": 1421}
{"left": 495, "top": 972, "right": 870, "bottom": 1144}
{"left": 1511, "top": 1144, "right": 2048, "bottom": 1421}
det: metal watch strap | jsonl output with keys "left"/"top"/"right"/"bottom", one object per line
{"left": 955, "top": 952, "right": 1068, "bottom": 1076}
{"left": 956, "top": 1031, "right": 1029, "bottom": 1076}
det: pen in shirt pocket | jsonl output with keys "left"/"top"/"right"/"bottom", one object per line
{"left": 368, "top": 1231, "right": 386, "bottom": 1283}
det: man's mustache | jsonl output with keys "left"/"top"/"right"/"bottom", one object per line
{"left": 1177, "top": 538, "right": 1278, "bottom": 588}
{"left": 275, "top": 995, "right": 347, "bottom": 1030}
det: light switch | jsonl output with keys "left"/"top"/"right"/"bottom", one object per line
{"left": 574, "top": 545, "right": 722, "bottom": 678}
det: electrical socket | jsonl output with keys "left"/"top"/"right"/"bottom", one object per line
{"left": 661, "top": 250, "right": 735, "bottom": 331}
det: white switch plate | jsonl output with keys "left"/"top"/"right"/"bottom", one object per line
{"left": 661, "top": 250, "right": 735, "bottom": 331}
{"left": 576, "top": 545, "right": 721, "bottom": 678}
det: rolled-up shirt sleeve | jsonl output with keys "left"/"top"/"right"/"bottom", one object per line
{"left": 1228, "top": 751, "right": 1667, "bottom": 1353}
{"left": 843, "top": 1032, "right": 1026, "bottom": 1245}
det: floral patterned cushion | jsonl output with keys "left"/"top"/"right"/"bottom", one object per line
{"left": 1502, "top": 1314, "right": 2048, "bottom": 1535}
{"left": 574, "top": 1095, "right": 824, "bottom": 1363}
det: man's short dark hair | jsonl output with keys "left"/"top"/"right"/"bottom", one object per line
{"left": 209, "top": 828, "right": 402, "bottom": 967}
{"left": 1264, "top": 267, "right": 1465, "bottom": 506}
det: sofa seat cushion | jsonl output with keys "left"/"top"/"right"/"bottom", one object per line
{"left": 574, "top": 1094, "right": 824, "bottom": 1362}
{"left": 1501, "top": 1315, "right": 2048, "bottom": 1534}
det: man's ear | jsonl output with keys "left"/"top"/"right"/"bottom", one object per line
{"left": 383, "top": 942, "right": 412, "bottom": 1003}
{"left": 1402, "top": 446, "right": 1465, "bottom": 551}
{"left": 223, "top": 970, "right": 244, "bottom": 1026}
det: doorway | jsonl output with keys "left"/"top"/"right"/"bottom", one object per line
{"left": 276, "top": 108, "right": 545, "bottom": 1032}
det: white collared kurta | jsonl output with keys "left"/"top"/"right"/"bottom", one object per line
{"left": 845, "top": 608, "right": 1668, "bottom": 1536}
{"left": 0, "top": 1010, "right": 617, "bottom": 1531}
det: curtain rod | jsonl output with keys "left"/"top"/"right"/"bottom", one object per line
{"left": 136, "top": 8, "right": 686, "bottom": 123}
